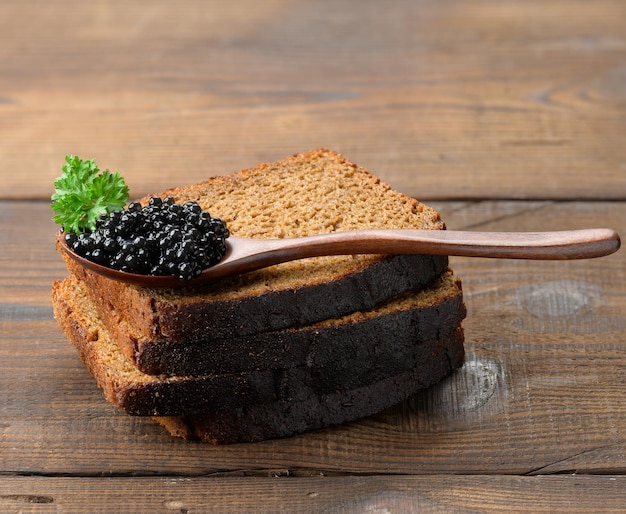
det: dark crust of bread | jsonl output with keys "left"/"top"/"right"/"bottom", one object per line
{"left": 133, "top": 276, "right": 466, "bottom": 376}
{"left": 52, "top": 277, "right": 464, "bottom": 417}
{"left": 65, "top": 252, "right": 449, "bottom": 346}
{"left": 155, "top": 254, "right": 449, "bottom": 341}
{"left": 154, "top": 331, "right": 465, "bottom": 445}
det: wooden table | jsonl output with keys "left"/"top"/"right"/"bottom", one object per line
{"left": 1, "top": 1, "right": 625, "bottom": 512}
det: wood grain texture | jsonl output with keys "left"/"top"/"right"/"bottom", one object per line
{"left": 1, "top": 0, "right": 625, "bottom": 200}
{"left": 2, "top": 475, "right": 626, "bottom": 513}
{"left": 1, "top": 200, "right": 624, "bottom": 478}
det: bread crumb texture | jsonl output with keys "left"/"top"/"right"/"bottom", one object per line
{"left": 148, "top": 149, "right": 444, "bottom": 302}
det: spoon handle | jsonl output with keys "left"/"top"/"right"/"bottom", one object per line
{"left": 351, "top": 228, "right": 620, "bottom": 259}
{"left": 232, "top": 228, "right": 620, "bottom": 268}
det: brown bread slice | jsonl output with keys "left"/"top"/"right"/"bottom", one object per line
{"left": 154, "top": 327, "right": 465, "bottom": 445}
{"left": 118, "top": 272, "right": 465, "bottom": 376}
{"left": 61, "top": 149, "right": 449, "bottom": 365}
{"left": 52, "top": 271, "right": 465, "bottom": 417}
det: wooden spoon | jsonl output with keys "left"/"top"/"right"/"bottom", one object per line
{"left": 57, "top": 228, "right": 620, "bottom": 288}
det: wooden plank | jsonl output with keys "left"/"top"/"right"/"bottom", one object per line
{"left": 1, "top": 0, "right": 625, "bottom": 200}
{"left": 0, "top": 202, "right": 65, "bottom": 306}
{"left": 0, "top": 200, "right": 624, "bottom": 476}
{"left": 2, "top": 475, "right": 626, "bottom": 513}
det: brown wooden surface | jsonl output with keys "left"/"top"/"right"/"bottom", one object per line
{"left": 1, "top": 0, "right": 625, "bottom": 201}
{"left": 1, "top": 0, "right": 625, "bottom": 512}
{"left": 2, "top": 476, "right": 626, "bottom": 513}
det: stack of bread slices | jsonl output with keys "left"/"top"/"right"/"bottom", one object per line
{"left": 52, "top": 149, "right": 466, "bottom": 444}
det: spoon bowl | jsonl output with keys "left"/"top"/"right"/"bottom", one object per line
{"left": 57, "top": 228, "right": 620, "bottom": 288}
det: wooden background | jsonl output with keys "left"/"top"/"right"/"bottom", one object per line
{"left": 1, "top": 1, "right": 625, "bottom": 512}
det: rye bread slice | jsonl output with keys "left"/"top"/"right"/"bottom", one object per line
{"left": 154, "top": 329, "right": 465, "bottom": 445}
{"left": 61, "top": 149, "right": 449, "bottom": 349}
{"left": 52, "top": 273, "right": 464, "bottom": 417}
{"left": 100, "top": 272, "right": 465, "bottom": 376}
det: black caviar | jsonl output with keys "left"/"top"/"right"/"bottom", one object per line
{"left": 64, "top": 196, "right": 230, "bottom": 282}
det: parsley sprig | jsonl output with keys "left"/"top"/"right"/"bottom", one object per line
{"left": 51, "top": 155, "right": 129, "bottom": 234}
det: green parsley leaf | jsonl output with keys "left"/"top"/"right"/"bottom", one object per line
{"left": 51, "top": 155, "right": 129, "bottom": 233}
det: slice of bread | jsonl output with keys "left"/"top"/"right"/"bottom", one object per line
{"left": 52, "top": 271, "right": 465, "bottom": 417}
{"left": 155, "top": 327, "right": 465, "bottom": 445}
{"left": 70, "top": 268, "right": 466, "bottom": 377}
{"left": 61, "top": 149, "right": 449, "bottom": 363}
